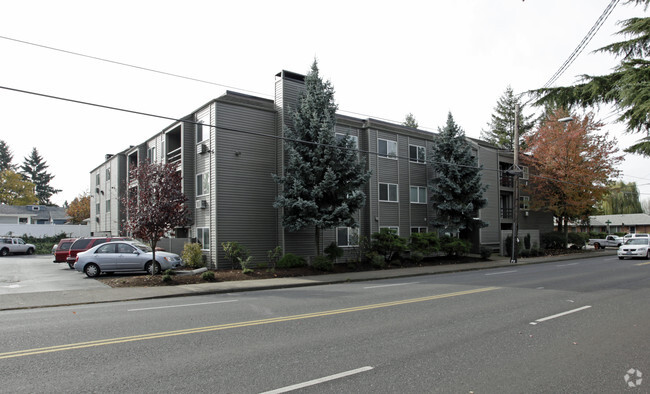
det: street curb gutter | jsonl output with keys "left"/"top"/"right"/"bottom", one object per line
{"left": 0, "top": 249, "right": 617, "bottom": 311}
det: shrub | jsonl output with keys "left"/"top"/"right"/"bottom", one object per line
{"left": 524, "top": 233, "right": 531, "bottom": 250}
{"left": 520, "top": 249, "right": 531, "bottom": 258}
{"left": 324, "top": 242, "right": 344, "bottom": 261}
{"left": 311, "top": 255, "right": 334, "bottom": 271}
{"left": 530, "top": 247, "right": 541, "bottom": 257}
{"left": 162, "top": 274, "right": 173, "bottom": 283}
{"left": 163, "top": 269, "right": 176, "bottom": 276}
{"left": 479, "top": 247, "right": 492, "bottom": 260}
{"left": 440, "top": 236, "right": 471, "bottom": 257}
{"left": 267, "top": 246, "right": 282, "bottom": 270}
{"left": 222, "top": 241, "right": 249, "bottom": 269}
{"left": 409, "top": 251, "right": 425, "bottom": 264}
{"left": 541, "top": 232, "right": 565, "bottom": 249}
{"left": 503, "top": 235, "right": 522, "bottom": 257}
{"left": 367, "top": 252, "right": 387, "bottom": 268}
{"left": 277, "top": 253, "right": 307, "bottom": 268}
{"left": 370, "top": 228, "right": 407, "bottom": 263}
{"left": 201, "top": 271, "right": 215, "bottom": 281}
{"left": 568, "top": 232, "right": 588, "bottom": 248}
{"left": 409, "top": 232, "right": 440, "bottom": 255}
{"left": 182, "top": 243, "right": 204, "bottom": 268}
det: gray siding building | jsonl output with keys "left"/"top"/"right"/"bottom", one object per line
{"left": 90, "top": 69, "right": 552, "bottom": 268}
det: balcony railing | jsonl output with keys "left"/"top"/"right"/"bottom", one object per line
{"left": 501, "top": 207, "right": 513, "bottom": 219}
{"left": 500, "top": 175, "right": 514, "bottom": 188}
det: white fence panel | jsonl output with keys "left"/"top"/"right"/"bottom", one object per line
{"left": 0, "top": 224, "right": 91, "bottom": 238}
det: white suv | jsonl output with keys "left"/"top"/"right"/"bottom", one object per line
{"left": 0, "top": 237, "right": 36, "bottom": 256}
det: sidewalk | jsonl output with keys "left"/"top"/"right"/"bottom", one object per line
{"left": 0, "top": 249, "right": 617, "bottom": 311}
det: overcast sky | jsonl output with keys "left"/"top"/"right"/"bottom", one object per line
{"left": 1, "top": 0, "right": 648, "bottom": 207}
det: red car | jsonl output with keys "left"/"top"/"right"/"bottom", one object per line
{"left": 53, "top": 238, "right": 77, "bottom": 263}
{"left": 66, "top": 237, "right": 131, "bottom": 268}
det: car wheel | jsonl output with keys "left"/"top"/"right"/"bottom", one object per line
{"left": 593, "top": 243, "right": 600, "bottom": 250}
{"left": 68, "top": 262, "right": 75, "bottom": 269}
{"left": 0, "top": 248, "right": 8, "bottom": 257}
{"left": 84, "top": 263, "right": 101, "bottom": 278}
{"left": 618, "top": 256, "right": 624, "bottom": 260}
{"left": 26, "top": 248, "right": 34, "bottom": 255}
{"left": 145, "top": 261, "right": 161, "bottom": 275}
{"left": 647, "top": 250, "right": 650, "bottom": 259}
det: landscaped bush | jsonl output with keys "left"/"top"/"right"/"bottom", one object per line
{"left": 222, "top": 241, "right": 250, "bottom": 269}
{"left": 568, "top": 232, "right": 588, "bottom": 248}
{"left": 22, "top": 232, "right": 68, "bottom": 255}
{"left": 370, "top": 228, "right": 407, "bottom": 263}
{"left": 277, "top": 253, "right": 307, "bottom": 268}
{"left": 524, "top": 233, "right": 531, "bottom": 250}
{"left": 324, "top": 242, "right": 344, "bottom": 262}
{"left": 181, "top": 243, "right": 205, "bottom": 268}
{"left": 479, "top": 246, "right": 492, "bottom": 260}
{"left": 408, "top": 232, "right": 440, "bottom": 255}
{"left": 267, "top": 246, "right": 283, "bottom": 270}
{"left": 541, "top": 232, "right": 565, "bottom": 249}
{"left": 440, "top": 236, "right": 470, "bottom": 257}
{"left": 201, "top": 271, "right": 215, "bottom": 281}
{"left": 311, "top": 255, "right": 334, "bottom": 272}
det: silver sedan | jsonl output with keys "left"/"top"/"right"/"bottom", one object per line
{"left": 74, "top": 241, "right": 183, "bottom": 277}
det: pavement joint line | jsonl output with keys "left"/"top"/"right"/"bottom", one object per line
{"left": 260, "top": 366, "right": 374, "bottom": 394}
{"left": 529, "top": 305, "right": 592, "bottom": 325}
{"left": 0, "top": 287, "right": 500, "bottom": 360}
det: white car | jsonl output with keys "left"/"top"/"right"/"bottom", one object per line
{"left": 618, "top": 238, "right": 650, "bottom": 260}
{"left": 0, "top": 237, "right": 36, "bottom": 256}
{"left": 74, "top": 241, "right": 183, "bottom": 277}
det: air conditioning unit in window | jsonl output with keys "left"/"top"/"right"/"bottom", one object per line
{"left": 197, "top": 144, "right": 208, "bottom": 155}
{"left": 195, "top": 200, "right": 207, "bottom": 209}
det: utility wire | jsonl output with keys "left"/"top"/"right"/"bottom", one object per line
{"left": 542, "top": 0, "right": 619, "bottom": 88}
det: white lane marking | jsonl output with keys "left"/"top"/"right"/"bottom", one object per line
{"left": 128, "top": 299, "right": 238, "bottom": 312}
{"left": 364, "top": 282, "right": 419, "bottom": 289}
{"left": 556, "top": 262, "right": 580, "bottom": 267}
{"left": 260, "top": 366, "right": 374, "bottom": 394}
{"left": 529, "top": 305, "right": 592, "bottom": 325}
{"left": 485, "top": 270, "right": 517, "bottom": 276}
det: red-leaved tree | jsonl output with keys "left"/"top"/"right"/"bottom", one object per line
{"left": 523, "top": 108, "right": 623, "bottom": 248}
{"left": 122, "top": 161, "right": 190, "bottom": 274}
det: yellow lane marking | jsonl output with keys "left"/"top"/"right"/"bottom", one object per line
{"left": 0, "top": 287, "right": 499, "bottom": 360}
{"left": 635, "top": 261, "right": 650, "bottom": 266}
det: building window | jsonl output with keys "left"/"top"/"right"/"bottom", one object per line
{"left": 196, "top": 172, "right": 209, "bottom": 196}
{"left": 409, "top": 145, "right": 426, "bottom": 163}
{"left": 197, "top": 121, "right": 208, "bottom": 143}
{"left": 105, "top": 168, "right": 111, "bottom": 181}
{"left": 520, "top": 166, "right": 529, "bottom": 180}
{"left": 147, "top": 146, "right": 156, "bottom": 163}
{"left": 410, "top": 186, "right": 427, "bottom": 204}
{"left": 18, "top": 217, "right": 28, "bottom": 224}
{"left": 411, "top": 227, "right": 427, "bottom": 234}
{"left": 197, "top": 227, "right": 210, "bottom": 250}
{"left": 378, "top": 139, "right": 397, "bottom": 159}
{"left": 106, "top": 199, "right": 111, "bottom": 213}
{"left": 379, "top": 226, "right": 399, "bottom": 235}
{"left": 379, "top": 183, "right": 398, "bottom": 202}
{"left": 337, "top": 227, "right": 359, "bottom": 247}
{"left": 96, "top": 202, "right": 100, "bottom": 215}
{"left": 95, "top": 173, "right": 100, "bottom": 186}
{"left": 519, "top": 196, "right": 530, "bottom": 210}
{"left": 336, "top": 133, "right": 359, "bottom": 149}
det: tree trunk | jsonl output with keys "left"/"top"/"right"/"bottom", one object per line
{"left": 315, "top": 227, "right": 321, "bottom": 257}
{"left": 563, "top": 217, "right": 569, "bottom": 249}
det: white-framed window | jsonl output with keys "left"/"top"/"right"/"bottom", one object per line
{"left": 197, "top": 227, "right": 210, "bottom": 250}
{"left": 379, "top": 183, "right": 398, "bottom": 202}
{"left": 106, "top": 199, "right": 111, "bottom": 213}
{"left": 409, "top": 145, "right": 426, "bottom": 163}
{"left": 380, "top": 226, "right": 399, "bottom": 235}
{"left": 411, "top": 227, "right": 427, "bottom": 234}
{"left": 147, "top": 146, "right": 156, "bottom": 163}
{"left": 18, "top": 217, "right": 28, "bottom": 224}
{"left": 337, "top": 227, "right": 359, "bottom": 247}
{"left": 520, "top": 166, "right": 529, "bottom": 180}
{"left": 519, "top": 196, "right": 530, "bottom": 210}
{"left": 410, "top": 186, "right": 427, "bottom": 204}
{"left": 197, "top": 121, "right": 208, "bottom": 143}
{"left": 105, "top": 168, "right": 111, "bottom": 181}
{"left": 95, "top": 173, "right": 100, "bottom": 186}
{"left": 378, "top": 138, "right": 397, "bottom": 159}
{"left": 335, "top": 133, "right": 359, "bottom": 149}
{"left": 196, "top": 172, "right": 209, "bottom": 196}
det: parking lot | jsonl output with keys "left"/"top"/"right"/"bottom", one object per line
{"left": 0, "top": 254, "right": 108, "bottom": 294}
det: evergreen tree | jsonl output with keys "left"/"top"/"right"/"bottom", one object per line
{"left": 429, "top": 113, "right": 488, "bottom": 236}
{"left": 20, "top": 147, "right": 61, "bottom": 206}
{"left": 533, "top": 0, "right": 650, "bottom": 156}
{"left": 480, "top": 86, "right": 536, "bottom": 150}
{"left": 274, "top": 60, "right": 371, "bottom": 256}
{"left": 403, "top": 113, "right": 419, "bottom": 128}
{"left": 0, "top": 140, "right": 15, "bottom": 172}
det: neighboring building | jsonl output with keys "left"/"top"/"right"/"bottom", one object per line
{"left": 0, "top": 205, "right": 69, "bottom": 224}
{"left": 566, "top": 213, "right": 650, "bottom": 234}
{"left": 90, "top": 70, "right": 553, "bottom": 268}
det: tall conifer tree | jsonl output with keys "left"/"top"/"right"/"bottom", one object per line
{"left": 429, "top": 113, "right": 487, "bottom": 235}
{"left": 274, "top": 61, "right": 371, "bottom": 256}
{"left": 0, "top": 140, "right": 15, "bottom": 172}
{"left": 480, "top": 86, "right": 536, "bottom": 150}
{"left": 20, "top": 147, "right": 61, "bottom": 206}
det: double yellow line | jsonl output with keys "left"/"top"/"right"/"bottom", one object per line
{"left": 0, "top": 286, "right": 499, "bottom": 360}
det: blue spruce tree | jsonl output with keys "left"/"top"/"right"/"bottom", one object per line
{"left": 429, "top": 113, "right": 487, "bottom": 236}
{"left": 274, "top": 61, "right": 370, "bottom": 256}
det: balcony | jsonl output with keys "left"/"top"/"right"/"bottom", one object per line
{"left": 500, "top": 174, "right": 514, "bottom": 188}
{"left": 501, "top": 207, "right": 513, "bottom": 219}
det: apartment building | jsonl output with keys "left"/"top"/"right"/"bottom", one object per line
{"left": 90, "top": 70, "right": 552, "bottom": 268}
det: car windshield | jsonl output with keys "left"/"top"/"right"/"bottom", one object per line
{"left": 133, "top": 243, "right": 152, "bottom": 252}
{"left": 626, "top": 238, "right": 649, "bottom": 245}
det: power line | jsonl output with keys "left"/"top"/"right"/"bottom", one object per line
{"left": 542, "top": 0, "right": 619, "bottom": 88}
{"left": 0, "top": 83, "right": 609, "bottom": 190}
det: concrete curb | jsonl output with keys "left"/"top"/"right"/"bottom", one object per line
{"left": 0, "top": 249, "right": 617, "bottom": 311}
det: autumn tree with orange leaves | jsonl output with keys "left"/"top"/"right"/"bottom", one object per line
{"left": 66, "top": 192, "right": 90, "bottom": 224}
{"left": 522, "top": 109, "right": 623, "bottom": 248}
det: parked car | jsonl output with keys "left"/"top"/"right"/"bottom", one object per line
{"left": 588, "top": 235, "right": 623, "bottom": 249}
{"left": 617, "top": 238, "right": 650, "bottom": 259}
{"left": 0, "top": 237, "right": 36, "bottom": 256}
{"left": 66, "top": 237, "right": 130, "bottom": 268}
{"left": 623, "top": 233, "right": 649, "bottom": 239}
{"left": 53, "top": 238, "right": 77, "bottom": 263}
{"left": 74, "top": 240, "right": 183, "bottom": 277}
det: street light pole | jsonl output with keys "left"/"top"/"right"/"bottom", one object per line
{"left": 510, "top": 103, "right": 520, "bottom": 264}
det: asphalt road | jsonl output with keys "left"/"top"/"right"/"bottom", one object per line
{"left": 0, "top": 254, "right": 108, "bottom": 294}
{"left": 0, "top": 254, "right": 648, "bottom": 393}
